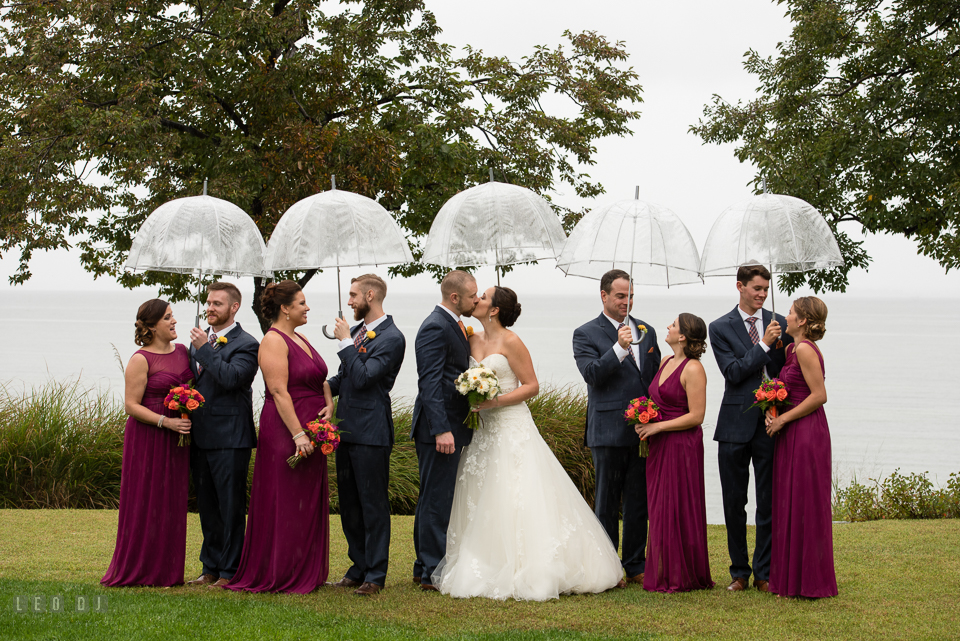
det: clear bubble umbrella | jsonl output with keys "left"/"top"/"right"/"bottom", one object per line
{"left": 263, "top": 178, "right": 413, "bottom": 338}
{"left": 421, "top": 178, "right": 567, "bottom": 283}
{"left": 556, "top": 191, "right": 702, "bottom": 343}
{"left": 124, "top": 183, "right": 269, "bottom": 326}
{"left": 698, "top": 190, "right": 844, "bottom": 313}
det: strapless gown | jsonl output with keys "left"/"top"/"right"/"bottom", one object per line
{"left": 433, "top": 354, "right": 623, "bottom": 601}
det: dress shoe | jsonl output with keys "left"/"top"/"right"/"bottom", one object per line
{"left": 328, "top": 577, "right": 363, "bottom": 588}
{"left": 625, "top": 573, "right": 644, "bottom": 584}
{"left": 355, "top": 582, "right": 382, "bottom": 596}
{"left": 614, "top": 579, "right": 627, "bottom": 589}
{"left": 754, "top": 579, "right": 770, "bottom": 593}
{"left": 186, "top": 574, "right": 217, "bottom": 586}
{"left": 208, "top": 577, "right": 231, "bottom": 588}
{"left": 420, "top": 583, "right": 439, "bottom": 592}
{"left": 413, "top": 576, "right": 421, "bottom": 584}
{"left": 727, "top": 577, "right": 749, "bottom": 591}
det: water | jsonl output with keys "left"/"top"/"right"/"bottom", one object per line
{"left": 2, "top": 289, "right": 958, "bottom": 523}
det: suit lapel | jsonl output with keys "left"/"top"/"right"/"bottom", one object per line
{"left": 438, "top": 306, "right": 469, "bottom": 350}
{"left": 730, "top": 307, "right": 754, "bottom": 352}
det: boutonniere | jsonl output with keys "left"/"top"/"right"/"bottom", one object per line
{"left": 213, "top": 336, "right": 228, "bottom": 350}
{"left": 366, "top": 330, "right": 376, "bottom": 341}
{"left": 465, "top": 326, "right": 474, "bottom": 337}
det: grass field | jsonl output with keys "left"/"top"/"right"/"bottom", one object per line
{"left": 1, "top": 511, "right": 958, "bottom": 640}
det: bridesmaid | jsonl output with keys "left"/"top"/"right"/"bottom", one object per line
{"left": 636, "top": 313, "right": 713, "bottom": 593}
{"left": 102, "top": 299, "right": 193, "bottom": 587}
{"left": 227, "top": 280, "right": 334, "bottom": 593}
{"left": 765, "top": 297, "right": 837, "bottom": 598}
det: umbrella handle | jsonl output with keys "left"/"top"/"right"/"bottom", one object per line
{"left": 631, "top": 334, "right": 645, "bottom": 346}
{"left": 321, "top": 310, "right": 344, "bottom": 340}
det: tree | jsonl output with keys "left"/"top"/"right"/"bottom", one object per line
{"left": 0, "top": 0, "right": 642, "bottom": 329}
{"left": 692, "top": 0, "right": 960, "bottom": 294}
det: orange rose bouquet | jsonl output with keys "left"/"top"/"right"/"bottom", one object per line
{"left": 287, "top": 416, "right": 342, "bottom": 468}
{"left": 746, "top": 377, "right": 791, "bottom": 419}
{"left": 164, "top": 384, "right": 205, "bottom": 446}
{"left": 624, "top": 396, "right": 660, "bottom": 457}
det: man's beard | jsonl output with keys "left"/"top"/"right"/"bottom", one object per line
{"left": 207, "top": 311, "right": 225, "bottom": 327}
{"left": 458, "top": 299, "right": 476, "bottom": 317}
{"left": 353, "top": 300, "right": 370, "bottom": 321}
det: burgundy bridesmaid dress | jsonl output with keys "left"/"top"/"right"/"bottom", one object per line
{"left": 227, "top": 329, "right": 330, "bottom": 593}
{"left": 102, "top": 344, "right": 192, "bottom": 587}
{"left": 643, "top": 356, "right": 714, "bottom": 593}
{"left": 770, "top": 340, "right": 837, "bottom": 598}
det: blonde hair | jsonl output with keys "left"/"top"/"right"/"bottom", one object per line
{"left": 792, "top": 296, "right": 828, "bottom": 341}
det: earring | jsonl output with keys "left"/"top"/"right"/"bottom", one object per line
{"left": 488, "top": 315, "right": 493, "bottom": 322}
{"left": 286, "top": 314, "right": 290, "bottom": 321}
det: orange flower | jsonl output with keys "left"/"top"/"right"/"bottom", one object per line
{"left": 776, "top": 388, "right": 788, "bottom": 402}
{"left": 626, "top": 408, "right": 636, "bottom": 419}
{"left": 638, "top": 411, "right": 650, "bottom": 424}
{"left": 167, "top": 400, "right": 180, "bottom": 410}
{"left": 321, "top": 443, "right": 334, "bottom": 455}
{"left": 171, "top": 387, "right": 184, "bottom": 394}
{"left": 648, "top": 409, "right": 658, "bottom": 418}
{"left": 765, "top": 389, "right": 777, "bottom": 401}
{"left": 185, "top": 398, "right": 200, "bottom": 411}
{"left": 755, "top": 390, "right": 765, "bottom": 402}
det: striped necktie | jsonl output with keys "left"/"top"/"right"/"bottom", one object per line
{"left": 746, "top": 316, "right": 760, "bottom": 345}
{"left": 354, "top": 324, "right": 367, "bottom": 348}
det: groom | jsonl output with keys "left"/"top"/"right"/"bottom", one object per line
{"left": 411, "top": 270, "right": 479, "bottom": 591}
{"left": 573, "top": 269, "right": 660, "bottom": 584}
{"left": 187, "top": 281, "right": 259, "bottom": 588}
{"left": 709, "top": 262, "right": 791, "bottom": 593}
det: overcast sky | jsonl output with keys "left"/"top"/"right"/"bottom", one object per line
{"left": 3, "top": 0, "right": 957, "bottom": 301}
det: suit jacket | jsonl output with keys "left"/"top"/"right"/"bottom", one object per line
{"left": 410, "top": 306, "right": 473, "bottom": 448}
{"left": 709, "top": 306, "right": 793, "bottom": 444}
{"left": 189, "top": 323, "right": 260, "bottom": 450}
{"left": 573, "top": 313, "right": 661, "bottom": 448}
{"left": 327, "top": 316, "right": 405, "bottom": 447}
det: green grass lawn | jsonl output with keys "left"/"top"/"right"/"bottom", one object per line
{"left": 1, "top": 511, "right": 958, "bottom": 640}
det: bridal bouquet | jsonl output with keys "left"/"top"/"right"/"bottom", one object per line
{"left": 624, "top": 396, "right": 660, "bottom": 457}
{"left": 164, "top": 383, "right": 205, "bottom": 446}
{"left": 287, "top": 416, "right": 342, "bottom": 468}
{"left": 746, "top": 377, "right": 791, "bottom": 418}
{"left": 455, "top": 364, "right": 501, "bottom": 430}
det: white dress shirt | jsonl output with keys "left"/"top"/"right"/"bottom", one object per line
{"left": 738, "top": 306, "right": 770, "bottom": 377}
{"left": 604, "top": 313, "right": 641, "bottom": 371}
{"left": 337, "top": 313, "right": 388, "bottom": 352}
{"left": 208, "top": 321, "right": 237, "bottom": 344}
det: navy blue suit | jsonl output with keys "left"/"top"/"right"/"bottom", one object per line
{"left": 710, "top": 306, "right": 792, "bottom": 582}
{"left": 411, "top": 306, "right": 473, "bottom": 584}
{"left": 327, "top": 316, "right": 405, "bottom": 587}
{"left": 573, "top": 313, "right": 660, "bottom": 577}
{"left": 189, "top": 323, "right": 259, "bottom": 580}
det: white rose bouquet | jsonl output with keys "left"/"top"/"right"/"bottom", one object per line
{"left": 455, "top": 364, "right": 501, "bottom": 429}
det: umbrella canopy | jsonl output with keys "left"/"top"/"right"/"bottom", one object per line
{"left": 421, "top": 181, "right": 566, "bottom": 268}
{"left": 699, "top": 193, "right": 844, "bottom": 278}
{"left": 556, "top": 198, "right": 702, "bottom": 287}
{"left": 263, "top": 189, "right": 412, "bottom": 272}
{"left": 125, "top": 195, "right": 268, "bottom": 278}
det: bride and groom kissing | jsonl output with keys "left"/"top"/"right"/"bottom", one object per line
{"left": 411, "top": 269, "right": 653, "bottom": 601}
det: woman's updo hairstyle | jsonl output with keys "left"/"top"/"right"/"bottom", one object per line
{"left": 792, "top": 296, "right": 828, "bottom": 341}
{"left": 260, "top": 280, "right": 302, "bottom": 322}
{"left": 134, "top": 298, "right": 170, "bottom": 346}
{"left": 678, "top": 312, "right": 708, "bottom": 360}
{"left": 490, "top": 286, "right": 522, "bottom": 328}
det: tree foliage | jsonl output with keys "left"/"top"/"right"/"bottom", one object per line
{"left": 692, "top": 0, "right": 960, "bottom": 293}
{"left": 0, "top": 0, "right": 641, "bottom": 327}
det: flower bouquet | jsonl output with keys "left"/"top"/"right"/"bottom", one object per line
{"left": 455, "top": 363, "right": 501, "bottom": 429}
{"left": 624, "top": 396, "right": 660, "bottom": 457}
{"left": 746, "top": 377, "right": 791, "bottom": 418}
{"left": 164, "top": 384, "right": 205, "bottom": 446}
{"left": 287, "top": 416, "right": 342, "bottom": 468}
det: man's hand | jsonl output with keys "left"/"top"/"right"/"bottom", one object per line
{"left": 333, "top": 316, "right": 351, "bottom": 341}
{"left": 189, "top": 327, "right": 208, "bottom": 350}
{"left": 617, "top": 324, "right": 633, "bottom": 350}
{"left": 435, "top": 431, "right": 455, "bottom": 455}
{"left": 763, "top": 320, "right": 781, "bottom": 347}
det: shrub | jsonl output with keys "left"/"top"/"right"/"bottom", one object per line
{"left": 833, "top": 469, "right": 960, "bottom": 521}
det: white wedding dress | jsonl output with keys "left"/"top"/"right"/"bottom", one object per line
{"left": 432, "top": 354, "right": 623, "bottom": 601}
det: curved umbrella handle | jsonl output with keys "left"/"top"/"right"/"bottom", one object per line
{"left": 321, "top": 310, "right": 344, "bottom": 340}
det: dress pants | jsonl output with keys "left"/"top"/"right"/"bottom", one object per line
{"left": 191, "top": 446, "right": 251, "bottom": 580}
{"left": 336, "top": 442, "right": 392, "bottom": 587}
{"left": 591, "top": 445, "right": 647, "bottom": 577}
{"left": 413, "top": 440, "right": 463, "bottom": 584}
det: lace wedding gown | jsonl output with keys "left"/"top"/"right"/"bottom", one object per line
{"left": 432, "top": 354, "right": 623, "bottom": 601}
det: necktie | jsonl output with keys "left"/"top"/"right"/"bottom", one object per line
{"left": 208, "top": 332, "right": 217, "bottom": 346}
{"left": 354, "top": 324, "right": 367, "bottom": 349}
{"left": 746, "top": 316, "right": 760, "bottom": 345}
{"left": 618, "top": 323, "right": 638, "bottom": 368}
{"left": 458, "top": 320, "right": 468, "bottom": 340}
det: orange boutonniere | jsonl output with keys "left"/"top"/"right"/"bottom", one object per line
{"left": 213, "top": 336, "right": 228, "bottom": 350}
{"left": 465, "top": 325, "right": 474, "bottom": 337}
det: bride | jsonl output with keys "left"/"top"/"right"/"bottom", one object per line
{"left": 432, "top": 286, "right": 625, "bottom": 600}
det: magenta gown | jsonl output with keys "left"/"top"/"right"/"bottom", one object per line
{"left": 643, "top": 356, "right": 714, "bottom": 593}
{"left": 770, "top": 340, "right": 837, "bottom": 598}
{"left": 227, "top": 329, "right": 330, "bottom": 593}
{"left": 102, "top": 344, "right": 192, "bottom": 587}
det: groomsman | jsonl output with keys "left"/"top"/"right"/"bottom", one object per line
{"left": 573, "top": 269, "right": 660, "bottom": 584}
{"left": 187, "top": 282, "right": 259, "bottom": 588}
{"left": 411, "top": 270, "right": 478, "bottom": 591}
{"left": 327, "top": 274, "right": 406, "bottom": 596}
{"left": 709, "top": 263, "right": 792, "bottom": 593}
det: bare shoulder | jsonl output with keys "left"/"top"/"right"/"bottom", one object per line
{"left": 126, "top": 351, "right": 148, "bottom": 370}
{"left": 683, "top": 359, "right": 706, "bottom": 376}
{"left": 503, "top": 330, "right": 529, "bottom": 353}
{"left": 260, "top": 330, "right": 287, "bottom": 352}
{"left": 659, "top": 355, "right": 671, "bottom": 366}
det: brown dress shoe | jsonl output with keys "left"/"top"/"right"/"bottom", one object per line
{"left": 355, "top": 582, "right": 382, "bottom": 596}
{"left": 187, "top": 574, "right": 217, "bottom": 586}
{"left": 413, "top": 576, "right": 421, "bottom": 584}
{"left": 727, "top": 577, "right": 749, "bottom": 591}
{"left": 625, "top": 573, "right": 644, "bottom": 584}
{"left": 614, "top": 579, "right": 627, "bottom": 589}
{"left": 328, "top": 577, "right": 363, "bottom": 588}
{"left": 208, "top": 577, "right": 231, "bottom": 588}
{"left": 420, "top": 583, "right": 439, "bottom": 592}
{"left": 754, "top": 579, "right": 770, "bottom": 593}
